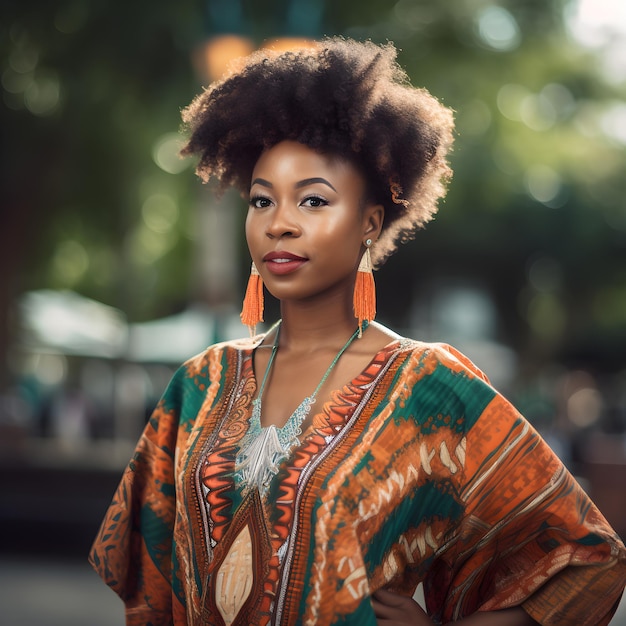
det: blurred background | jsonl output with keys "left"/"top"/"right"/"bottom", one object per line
{"left": 1, "top": 0, "right": 625, "bottom": 623}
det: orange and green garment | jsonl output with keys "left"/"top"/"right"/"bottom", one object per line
{"left": 90, "top": 334, "right": 626, "bottom": 625}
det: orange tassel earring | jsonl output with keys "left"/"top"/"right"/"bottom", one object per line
{"left": 353, "top": 240, "right": 376, "bottom": 337}
{"left": 240, "top": 262, "right": 264, "bottom": 335}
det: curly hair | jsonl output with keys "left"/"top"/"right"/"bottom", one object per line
{"left": 181, "top": 37, "right": 454, "bottom": 265}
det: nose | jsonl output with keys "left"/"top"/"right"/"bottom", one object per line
{"left": 265, "top": 203, "right": 301, "bottom": 239}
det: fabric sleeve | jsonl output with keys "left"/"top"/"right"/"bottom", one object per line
{"left": 422, "top": 354, "right": 626, "bottom": 626}
{"left": 88, "top": 361, "right": 196, "bottom": 626}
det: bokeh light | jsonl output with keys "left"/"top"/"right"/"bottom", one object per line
{"left": 193, "top": 34, "right": 255, "bottom": 81}
{"left": 524, "top": 164, "right": 563, "bottom": 206}
{"left": 152, "top": 133, "right": 190, "bottom": 175}
{"left": 52, "top": 240, "right": 89, "bottom": 287}
{"left": 475, "top": 6, "right": 521, "bottom": 51}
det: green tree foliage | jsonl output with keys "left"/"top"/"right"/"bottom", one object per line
{"left": 1, "top": 0, "right": 625, "bottom": 389}
{"left": 344, "top": 1, "right": 626, "bottom": 372}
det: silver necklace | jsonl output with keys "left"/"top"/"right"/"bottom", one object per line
{"left": 234, "top": 321, "right": 363, "bottom": 495}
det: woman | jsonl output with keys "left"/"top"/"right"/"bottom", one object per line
{"left": 90, "top": 38, "right": 626, "bottom": 625}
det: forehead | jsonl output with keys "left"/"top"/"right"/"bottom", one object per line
{"left": 251, "top": 140, "right": 366, "bottom": 190}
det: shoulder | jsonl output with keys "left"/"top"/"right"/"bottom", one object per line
{"left": 369, "top": 322, "right": 490, "bottom": 385}
{"left": 159, "top": 335, "right": 260, "bottom": 411}
{"left": 393, "top": 337, "right": 492, "bottom": 386}
{"left": 379, "top": 338, "right": 499, "bottom": 427}
{"left": 178, "top": 334, "right": 261, "bottom": 373}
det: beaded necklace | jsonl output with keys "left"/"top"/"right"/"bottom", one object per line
{"left": 234, "top": 320, "right": 363, "bottom": 495}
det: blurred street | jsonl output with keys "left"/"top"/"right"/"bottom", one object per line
{"left": 0, "top": 557, "right": 123, "bottom": 626}
{"left": 0, "top": 555, "right": 625, "bottom": 625}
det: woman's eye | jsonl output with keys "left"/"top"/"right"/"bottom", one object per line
{"left": 249, "top": 196, "right": 272, "bottom": 209}
{"left": 301, "top": 196, "right": 328, "bottom": 208}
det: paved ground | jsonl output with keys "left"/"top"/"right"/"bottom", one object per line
{"left": 0, "top": 558, "right": 123, "bottom": 626}
{"left": 0, "top": 556, "right": 625, "bottom": 625}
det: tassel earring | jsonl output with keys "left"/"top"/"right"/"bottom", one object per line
{"left": 353, "top": 240, "right": 376, "bottom": 337}
{"left": 240, "top": 262, "right": 264, "bottom": 335}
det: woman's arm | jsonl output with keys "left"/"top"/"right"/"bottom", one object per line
{"left": 372, "top": 589, "right": 538, "bottom": 626}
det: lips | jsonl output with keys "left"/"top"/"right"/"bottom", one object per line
{"left": 263, "top": 251, "right": 308, "bottom": 275}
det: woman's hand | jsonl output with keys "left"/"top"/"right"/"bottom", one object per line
{"left": 372, "top": 588, "right": 434, "bottom": 625}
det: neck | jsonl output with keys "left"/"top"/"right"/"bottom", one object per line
{"left": 275, "top": 294, "right": 360, "bottom": 353}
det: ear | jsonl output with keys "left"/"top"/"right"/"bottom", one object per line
{"left": 362, "top": 203, "right": 384, "bottom": 242}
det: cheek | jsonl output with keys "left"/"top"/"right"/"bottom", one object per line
{"left": 316, "top": 214, "right": 363, "bottom": 249}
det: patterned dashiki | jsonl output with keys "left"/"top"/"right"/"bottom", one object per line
{"left": 89, "top": 333, "right": 626, "bottom": 626}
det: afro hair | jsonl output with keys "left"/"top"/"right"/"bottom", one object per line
{"left": 181, "top": 37, "right": 454, "bottom": 265}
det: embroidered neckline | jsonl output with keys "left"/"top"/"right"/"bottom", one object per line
{"left": 234, "top": 321, "right": 363, "bottom": 494}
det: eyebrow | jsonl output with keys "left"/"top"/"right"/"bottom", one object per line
{"left": 250, "top": 177, "right": 337, "bottom": 192}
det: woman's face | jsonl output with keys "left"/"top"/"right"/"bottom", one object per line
{"left": 246, "top": 140, "right": 383, "bottom": 305}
